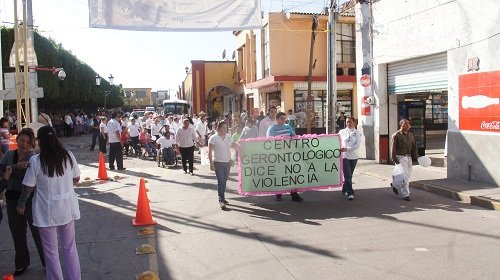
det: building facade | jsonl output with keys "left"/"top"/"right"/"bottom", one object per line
{"left": 238, "top": 11, "right": 357, "bottom": 133}
{"left": 122, "top": 87, "right": 153, "bottom": 108}
{"left": 182, "top": 60, "right": 242, "bottom": 119}
{"left": 355, "top": 0, "right": 500, "bottom": 185}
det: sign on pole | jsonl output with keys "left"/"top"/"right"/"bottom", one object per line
{"left": 360, "top": 74, "right": 371, "bottom": 87}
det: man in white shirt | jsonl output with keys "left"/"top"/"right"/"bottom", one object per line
{"left": 145, "top": 112, "right": 154, "bottom": 134}
{"left": 64, "top": 113, "right": 73, "bottom": 137}
{"left": 195, "top": 114, "right": 208, "bottom": 146}
{"left": 170, "top": 116, "right": 181, "bottom": 134}
{"left": 107, "top": 112, "right": 125, "bottom": 170}
{"left": 157, "top": 130, "right": 176, "bottom": 165}
{"left": 258, "top": 106, "right": 277, "bottom": 137}
{"left": 175, "top": 118, "right": 199, "bottom": 175}
{"left": 150, "top": 117, "right": 162, "bottom": 141}
{"left": 128, "top": 118, "right": 141, "bottom": 157}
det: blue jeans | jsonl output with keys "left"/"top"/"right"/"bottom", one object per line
{"left": 342, "top": 158, "right": 358, "bottom": 195}
{"left": 214, "top": 162, "right": 231, "bottom": 202}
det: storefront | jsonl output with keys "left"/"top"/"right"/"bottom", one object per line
{"left": 293, "top": 82, "right": 354, "bottom": 131}
{"left": 388, "top": 52, "right": 448, "bottom": 155}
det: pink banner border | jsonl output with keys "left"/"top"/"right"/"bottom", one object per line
{"left": 237, "top": 134, "right": 344, "bottom": 196}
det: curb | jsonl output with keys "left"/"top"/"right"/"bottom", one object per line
{"left": 410, "top": 181, "right": 500, "bottom": 211}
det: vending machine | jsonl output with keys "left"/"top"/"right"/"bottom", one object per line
{"left": 397, "top": 101, "right": 426, "bottom": 156}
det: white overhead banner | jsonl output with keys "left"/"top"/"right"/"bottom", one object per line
{"left": 88, "top": 0, "right": 262, "bottom": 32}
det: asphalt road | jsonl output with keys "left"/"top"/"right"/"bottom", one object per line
{"left": 1, "top": 136, "right": 499, "bottom": 279}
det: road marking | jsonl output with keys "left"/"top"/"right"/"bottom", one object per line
{"left": 415, "top": 247, "right": 428, "bottom": 252}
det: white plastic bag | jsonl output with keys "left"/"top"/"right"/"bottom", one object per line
{"left": 392, "top": 164, "right": 407, "bottom": 185}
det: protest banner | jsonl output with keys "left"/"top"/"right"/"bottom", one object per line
{"left": 238, "top": 134, "right": 343, "bottom": 195}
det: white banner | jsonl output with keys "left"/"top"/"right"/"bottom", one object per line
{"left": 88, "top": 0, "right": 262, "bottom": 31}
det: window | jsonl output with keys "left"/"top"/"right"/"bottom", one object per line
{"left": 263, "top": 24, "right": 270, "bottom": 78}
{"left": 335, "top": 23, "right": 355, "bottom": 63}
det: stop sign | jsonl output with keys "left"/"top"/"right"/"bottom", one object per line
{"left": 360, "top": 74, "right": 371, "bottom": 87}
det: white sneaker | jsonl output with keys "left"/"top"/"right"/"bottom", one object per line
{"left": 348, "top": 194, "right": 355, "bottom": 200}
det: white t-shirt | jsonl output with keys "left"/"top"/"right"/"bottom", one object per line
{"left": 339, "top": 127, "right": 361, "bottom": 160}
{"left": 107, "top": 118, "right": 122, "bottom": 143}
{"left": 99, "top": 122, "right": 108, "bottom": 134}
{"left": 195, "top": 121, "right": 207, "bottom": 136}
{"left": 151, "top": 122, "right": 162, "bottom": 136}
{"left": 128, "top": 123, "right": 140, "bottom": 137}
{"left": 208, "top": 133, "right": 232, "bottom": 162}
{"left": 157, "top": 136, "right": 175, "bottom": 149}
{"left": 145, "top": 117, "right": 154, "bottom": 129}
{"left": 258, "top": 117, "right": 277, "bottom": 137}
{"left": 22, "top": 152, "right": 81, "bottom": 227}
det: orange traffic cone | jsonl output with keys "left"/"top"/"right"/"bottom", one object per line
{"left": 97, "top": 152, "right": 109, "bottom": 180}
{"left": 133, "top": 178, "right": 156, "bottom": 226}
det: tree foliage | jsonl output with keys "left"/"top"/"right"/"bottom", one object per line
{"left": 1, "top": 27, "right": 123, "bottom": 113}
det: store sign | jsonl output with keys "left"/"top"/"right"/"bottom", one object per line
{"left": 238, "top": 135, "right": 343, "bottom": 195}
{"left": 459, "top": 70, "right": 500, "bottom": 132}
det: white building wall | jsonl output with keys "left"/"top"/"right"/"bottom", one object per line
{"left": 356, "top": 0, "right": 500, "bottom": 184}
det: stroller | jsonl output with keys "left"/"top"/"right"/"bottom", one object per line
{"left": 157, "top": 146, "right": 177, "bottom": 167}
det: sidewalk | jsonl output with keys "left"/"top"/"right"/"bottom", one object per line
{"left": 355, "top": 159, "right": 500, "bottom": 210}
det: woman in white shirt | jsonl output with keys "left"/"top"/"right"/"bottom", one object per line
{"left": 208, "top": 121, "right": 234, "bottom": 210}
{"left": 339, "top": 117, "right": 361, "bottom": 200}
{"left": 98, "top": 117, "right": 108, "bottom": 154}
{"left": 17, "top": 125, "right": 82, "bottom": 280}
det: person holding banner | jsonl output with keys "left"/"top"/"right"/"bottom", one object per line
{"left": 240, "top": 118, "right": 258, "bottom": 140}
{"left": 208, "top": 121, "right": 234, "bottom": 210}
{"left": 390, "top": 118, "right": 419, "bottom": 201}
{"left": 258, "top": 106, "right": 277, "bottom": 137}
{"left": 267, "top": 112, "right": 303, "bottom": 202}
{"left": 339, "top": 117, "right": 361, "bottom": 200}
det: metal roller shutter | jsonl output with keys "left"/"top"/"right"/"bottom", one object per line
{"left": 388, "top": 53, "right": 448, "bottom": 94}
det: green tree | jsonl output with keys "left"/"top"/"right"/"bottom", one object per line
{"left": 1, "top": 27, "right": 124, "bottom": 113}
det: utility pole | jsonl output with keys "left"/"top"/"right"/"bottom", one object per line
{"left": 306, "top": 15, "right": 318, "bottom": 134}
{"left": 27, "top": 0, "right": 38, "bottom": 123}
{"left": 326, "top": 0, "right": 337, "bottom": 134}
{"left": 13, "top": 0, "right": 32, "bottom": 129}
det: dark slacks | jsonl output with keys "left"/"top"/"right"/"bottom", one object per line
{"left": 98, "top": 134, "right": 107, "bottom": 154}
{"left": 6, "top": 195, "right": 45, "bottom": 269}
{"left": 342, "top": 158, "right": 358, "bottom": 195}
{"left": 109, "top": 142, "right": 124, "bottom": 169}
{"left": 179, "top": 146, "right": 195, "bottom": 173}
{"left": 130, "top": 136, "right": 139, "bottom": 156}
{"left": 90, "top": 129, "right": 99, "bottom": 151}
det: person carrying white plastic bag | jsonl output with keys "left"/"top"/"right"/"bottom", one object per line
{"left": 390, "top": 119, "right": 419, "bottom": 201}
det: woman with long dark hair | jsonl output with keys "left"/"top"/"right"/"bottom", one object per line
{"left": 0, "top": 128, "right": 45, "bottom": 276}
{"left": 17, "top": 125, "right": 81, "bottom": 280}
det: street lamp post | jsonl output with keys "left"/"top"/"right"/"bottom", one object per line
{"left": 96, "top": 74, "right": 114, "bottom": 111}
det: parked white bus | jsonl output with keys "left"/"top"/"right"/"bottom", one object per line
{"left": 160, "top": 99, "right": 190, "bottom": 116}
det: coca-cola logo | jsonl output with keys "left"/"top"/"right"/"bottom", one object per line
{"left": 481, "top": 121, "right": 500, "bottom": 130}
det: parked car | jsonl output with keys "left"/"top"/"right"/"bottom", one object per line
{"left": 130, "top": 110, "right": 145, "bottom": 120}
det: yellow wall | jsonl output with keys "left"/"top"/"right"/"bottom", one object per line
{"left": 204, "top": 62, "right": 241, "bottom": 94}
{"left": 183, "top": 72, "right": 193, "bottom": 104}
{"left": 281, "top": 82, "right": 295, "bottom": 113}
{"left": 268, "top": 13, "right": 328, "bottom": 77}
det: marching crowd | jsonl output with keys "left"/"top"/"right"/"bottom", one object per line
{"left": 0, "top": 105, "right": 418, "bottom": 279}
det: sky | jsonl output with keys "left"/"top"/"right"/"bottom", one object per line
{"left": 0, "top": 0, "right": 339, "bottom": 92}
